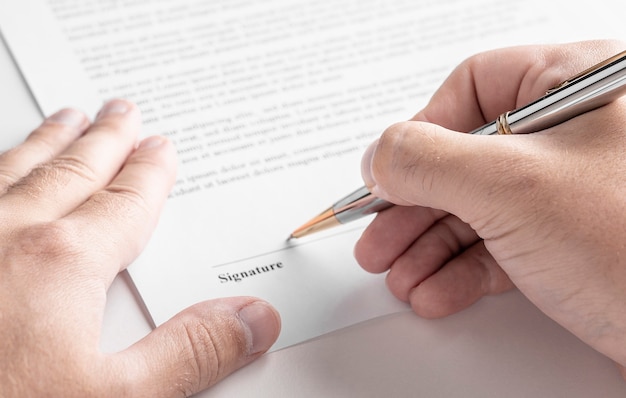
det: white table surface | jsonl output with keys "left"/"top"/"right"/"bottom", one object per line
{"left": 3, "top": 32, "right": 626, "bottom": 397}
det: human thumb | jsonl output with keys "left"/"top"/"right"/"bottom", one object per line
{"left": 361, "top": 120, "right": 545, "bottom": 235}
{"left": 110, "top": 297, "right": 281, "bottom": 397}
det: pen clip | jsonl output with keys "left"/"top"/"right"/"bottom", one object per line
{"left": 546, "top": 50, "right": 626, "bottom": 95}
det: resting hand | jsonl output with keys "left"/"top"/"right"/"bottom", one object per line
{"left": 0, "top": 99, "right": 281, "bottom": 397}
{"left": 354, "top": 40, "right": 626, "bottom": 371}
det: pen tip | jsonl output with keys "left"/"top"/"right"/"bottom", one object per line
{"left": 289, "top": 208, "right": 339, "bottom": 240}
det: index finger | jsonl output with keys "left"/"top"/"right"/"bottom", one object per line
{"left": 413, "top": 40, "right": 626, "bottom": 131}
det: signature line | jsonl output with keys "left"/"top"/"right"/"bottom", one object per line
{"left": 210, "top": 225, "right": 365, "bottom": 269}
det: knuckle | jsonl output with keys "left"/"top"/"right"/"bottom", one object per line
{"left": 85, "top": 188, "right": 152, "bottom": 261}
{"left": 0, "top": 142, "right": 52, "bottom": 192}
{"left": 0, "top": 128, "right": 78, "bottom": 194}
{"left": 0, "top": 221, "right": 98, "bottom": 337}
{"left": 14, "top": 221, "right": 85, "bottom": 266}
{"left": 379, "top": 121, "right": 412, "bottom": 154}
{"left": 49, "top": 154, "right": 99, "bottom": 184}
{"left": 88, "top": 186, "right": 152, "bottom": 229}
{"left": 2, "top": 221, "right": 98, "bottom": 299}
{"left": 379, "top": 121, "right": 437, "bottom": 189}
{"left": 174, "top": 315, "right": 246, "bottom": 394}
{"left": 10, "top": 155, "right": 98, "bottom": 199}
{"left": 0, "top": 165, "right": 22, "bottom": 192}
{"left": 375, "top": 122, "right": 410, "bottom": 177}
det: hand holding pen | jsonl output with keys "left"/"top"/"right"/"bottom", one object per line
{"left": 302, "top": 41, "right": 626, "bottom": 377}
{"left": 291, "top": 46, "right": 626, "bottom": 239}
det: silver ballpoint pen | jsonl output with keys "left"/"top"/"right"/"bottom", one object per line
{"left": 289, "top": 50, "right": 626, "bottom": 239}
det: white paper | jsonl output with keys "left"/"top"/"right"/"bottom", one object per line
{"left": 1, "top": 0, "right": 622, "bottom": 350}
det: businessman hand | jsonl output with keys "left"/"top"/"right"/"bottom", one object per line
{"left": 355, "top": 40, "right": 626, "bottom": 374}
{"left": 0, "top": 99, "right": 281, "bottom": 397}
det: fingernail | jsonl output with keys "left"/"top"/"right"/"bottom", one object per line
{"left": 137, "top": 135, "right": 166, "bottom": 150}
{"left": 96, "top": 99, "right": 131, "bottom": 120}
{"left": 238, "top": 301, "right": 280, "bottom": 355}
{"left": 47, "top": 108, "right": 87, "bottom": 127}
{"left": 361, "top": 139, "right": 378, "bottom": 189}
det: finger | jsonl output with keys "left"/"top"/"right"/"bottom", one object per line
{"left": 0, "top": 99, "right": 141, "bottom": 224}
{"left": 385, "top": 215, "right": 480, "bottom": 303}
{"left": 363, "top": 119, "right": 549, "bottom": 237}
{"left": 111, "top": 297, "right": 281, "bottom": 398}
{"left": 0, "top": 108, "right": 89, "bottom": 194}
{"left": 57, "top": 135, "right": 177, "bottom": 286}
{"left": 618, "top": 363, "right": 626, "bottom": 380}
{"left": 354, "top": 204, "right": 448, "bottom": 274}
{"left": 408, "top": 241, "right": 514, "bottom": 319}
{"left": 361, "top": 41, "right": 626, "bottom": 235}
{"left": 410, "top": 40, "right": 626, "bottom": 130}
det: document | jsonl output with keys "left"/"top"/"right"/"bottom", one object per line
{"left": 0, "top": 0, "right": 618, "bottom": 350}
